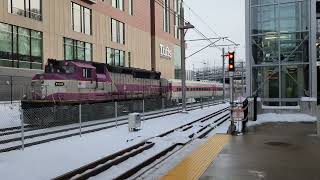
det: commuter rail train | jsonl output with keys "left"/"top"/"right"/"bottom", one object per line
{"left": 29, "top": 59, "right": 227, "bottom": 104}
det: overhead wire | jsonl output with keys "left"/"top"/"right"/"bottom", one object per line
{"left": 183, "top": 1, "right": 239, "bottom": 47}
{"left": 154, "top": 0, "right": 222, "bottom": 50}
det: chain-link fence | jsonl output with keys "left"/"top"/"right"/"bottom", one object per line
{"left": 0, "top": 96, "right": 226, "bottom": 153}
{"left": 0, "top": 75, "right": 32, "bottom": 102}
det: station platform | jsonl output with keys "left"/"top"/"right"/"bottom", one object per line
{"left": 162, "top": 121, "right": 320, "bottom": 180}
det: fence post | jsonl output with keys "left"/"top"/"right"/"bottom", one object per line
{"left": 201, "top": 97, "right": 203, "bottom": 109}
{"left": 115, "top": 101, "right": 118, "bottom": 128}
{"left": 10, "top": 76, "right": 13, "bottom": 104}
{"left": 142, "top": 99, "right": 145, "bottom": 122}
{"left": 162, "top": 98, "right": 165, "bottom": 117}
{"left": 79, "top": 104, "right": 82, "bottom": 137}
{"left": 20, "top": 103, "right": 24, "bottom": 150}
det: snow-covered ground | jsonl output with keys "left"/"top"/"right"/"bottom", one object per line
{"left": 138, "top": 119, "right": 231, "bottom": 179}
{"left": 0, "top": 103, "right": 21, "bottom": 129}
{"left": 0, "top": 103, "right": 229, "bottom": 180}
{"left": 248, "top": 113, "right": 317, "bottom": 127}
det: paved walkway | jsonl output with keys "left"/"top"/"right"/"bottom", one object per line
{"left": 201, "top": 122, "right": 320, "bottom": 180}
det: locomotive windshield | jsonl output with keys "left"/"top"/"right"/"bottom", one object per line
{"left": 45, "top": 62, "right": 75, "bottom": 74}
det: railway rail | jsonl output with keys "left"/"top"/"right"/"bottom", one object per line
{"left": 54, "top": 107, "right": 230, "bottom": 180}
{"left": 0, "top": 100, "right": 226, "bottom": 153}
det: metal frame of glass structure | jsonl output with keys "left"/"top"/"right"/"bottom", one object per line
{"left": 246, "top": 0, "right": 317, "bottom": 106}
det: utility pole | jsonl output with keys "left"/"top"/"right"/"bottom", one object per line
{"left": 180, "top": 0, "right": 187, "bottom": 113}
{"left": 222, "top": 48, "right": 226, "bottom": 100}
{"left": 241, "top": 61, "right": 245, "bottom": 97}
{"left": 179, "top": 0, "right": 194, "bottom": 113}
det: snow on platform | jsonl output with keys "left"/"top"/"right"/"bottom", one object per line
{"left": 248, "top": 113, "right": 317, "bottom": 127}
{"left": 0, "top": 103, "right": 229, "bottom": 180}
{"left": 0, "top": 102, "right": 21, "bottom": 129}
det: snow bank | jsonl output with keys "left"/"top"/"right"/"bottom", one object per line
{"left": 248, "top": 113, "right": 317, "bottom": 127}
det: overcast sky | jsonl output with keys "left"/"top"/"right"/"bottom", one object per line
{"left": 184, "top": 0, "right": 245, "bottom": 70}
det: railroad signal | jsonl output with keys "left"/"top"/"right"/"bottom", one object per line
{"left": 228, "top": 52, "right": 235, "bottom": 72}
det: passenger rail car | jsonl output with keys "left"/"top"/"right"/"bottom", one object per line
{"left": 29, "top": 59, "right": 226, "bottom": 104}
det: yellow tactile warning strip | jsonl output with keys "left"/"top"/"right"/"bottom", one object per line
{"left": 161, "top": 134, "right": 231, "bottom": 180}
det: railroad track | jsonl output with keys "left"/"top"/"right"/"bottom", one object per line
{"left": 0, "top": 100, "right": 226, "bottom": 153}
{"left": 54, "top": 107, "right": 230, "bottom": 180}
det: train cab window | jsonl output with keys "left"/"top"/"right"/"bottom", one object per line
{"left": 62, "top": 65, "right": 75, "bottom": 74}
{"left": 83, "top": 68, "right": 92, "bottom": 78}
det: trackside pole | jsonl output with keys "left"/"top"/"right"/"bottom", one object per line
{"left": 228, "top": 73, "right": 236, "bottom": 135}
{"left": 201, "top": 97, "right": 203, "bottom": 109}
{"left": 79, "top": 104, "right": 82, "bottom": 137}
{"left": 317, "top": 105, "right": 320, "bottom": 137}
{"left": 115, "top": 101, "right": 118, "bottom": 128}
{"left": 162, "top": 98, "right": 165, "bottom": 117}
{"left": 142, "top": 99, "right": 145, "bottom": 122}
{"left": 20, "top": 103, "right": 24, "bottom": 151}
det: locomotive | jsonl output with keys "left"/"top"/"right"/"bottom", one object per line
{"left": 29, "top": 59, "right": 226, "bottom": 104}
{"left": 22, "top": 59, "right": 228, "bottom": 126}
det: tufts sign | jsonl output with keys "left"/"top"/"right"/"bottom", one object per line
{"left": 160, "top": 44, "right": 172, "bottom": 59}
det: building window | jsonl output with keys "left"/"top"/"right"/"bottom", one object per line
{"left": 174, "top": 0, "right": 181, "bottom": 39}
{"left": 163, "top": 0, "right": 170, "bottom": 33}
{"left": 128, "top": 51, "right": 131, "bottom": 67}
{"left": 0, "top": 22, "right": 43, "bottom": 69}
{"left": 8, "top": 0, "right": 42, "bottom": 21}
{"left": 111, "top": 18, "right": 125, "bottom": 44}
{"left": 128, "top": 0, "right": 133, "bottom": 16}
{"left": 64, "top": 38, "right": 92, "bottom": 61}
{"left": 71, "top": 2, "right": 92, "bottom": 35}
{"left": 112, "top": 0, "right": 124, "bottom": 11}
{"left": 106, "top": 47, "right": 125, "bottom": 67}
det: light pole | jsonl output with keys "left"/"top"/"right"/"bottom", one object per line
{"left": 222, "top": 48, "right": 226, "bottom": 100}
{"left": 201, "top": 61, "right": 207, "bottom": 80}
{"left": 179, "top": 0, "right": 194, "bottom": 113}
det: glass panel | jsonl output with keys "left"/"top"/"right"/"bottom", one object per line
{"left": 8, "top": 0, "right": 12, "bottom": 13}
{"left": 119, "top": 22, "right": 124, "bottom": 44}
{"left": 84, "top": 8, "right": 91, "bottom": 35}
{"left": 18, "top": 27, "right": 31, "bottom": 68}
{"left": 252, "top": 66, "right": 279, "bottom": 99}
{"left": 112, "top": 0, "right": 116, "bottom": 8}
{"left": 31, "top": 30, "right": 42, "bottom": 63}
{"left": 279, "top": 32, "right": 308, "bottom": 62}
{"left": 111, "top": 48, "right": 115, "bottom": 65}
{"left": 64, "top": 38, "right": 74, "bottom": 60}
{"left": 119, "top": 50, "right": 125, "bottom": 67}
{"left": 106, "top": 48, "right": 112, "bottom": 65}
{"left": 252, "top": 35, "right": 279, "bottom": 64}
{"left": 111, "top": 19, "right": 117, "bottom": 42}
{"left": 281, "top": 65, "right": 309, "bottom": 99}
{"left": 129, "top": 0, "right": 133, "bottom": 15}
{"left": 115, "top": 49, "right": 120, "bottom": 66}
{"left": 128, "top": 51, "right": 131, "bottom": 67}
{"left": 279, "top": 2, "right": 309, "bottom": 32}
{"left": 73, "top": 3, "right": 81, "bottom": 32}
{"left": 251, "top": 0, "right": 276, "bottom": 6}
{"left": 85, "top": 43, "right": 92, "bottom": 61}
{"left": 12, "top": 26, "right": 18, "bottom": 63}
{"left": 119, "top": 0, "right": 123, "bottom": 11}
{"left": 30, "top": 0, "right": 42, "bottom": 20}
{"left": 251, "top": 5, "right": 278, "bottom": 35}
{"left": 0, "top": 23, "right": 13, "bottom": 64}
{"left": 11, "top": 0, "right": 25, "bottom": 16}
{"left": 77, "top": 41, "right": 85, "bottom": 60}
